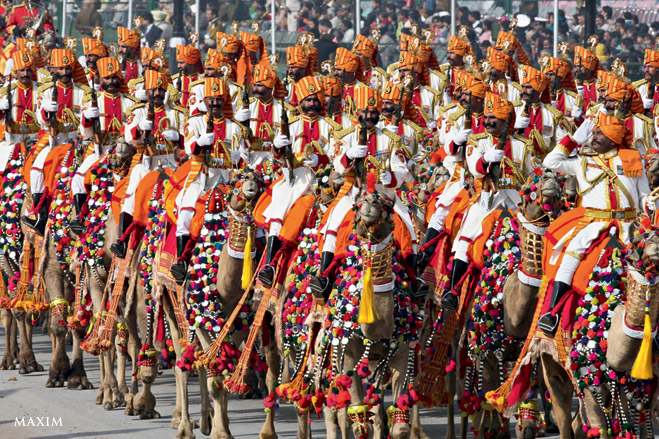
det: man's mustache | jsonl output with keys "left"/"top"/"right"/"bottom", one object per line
{"left": 484, "top": 123, "right": 497, "bottom": 128}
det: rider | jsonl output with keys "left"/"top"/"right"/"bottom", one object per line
{"left": 486, "top": 48, "right": 521, "bottom": 103}
{"left": 573, "top": 44, "right": 602, "bottom": 110}
{"left": 634, "top": 48, "right": 659, "bottom": 115}
{"left": 117, "top": 26, "right": 142, "bottom": 82}
{"left": 537, "top": 115, "right": 655, "bottom": 334}
{"left": 173, "top": 42, "right": 203, "bottom": 110}
{"left": 81, "top": 28, "right": 108, "bottom": 88}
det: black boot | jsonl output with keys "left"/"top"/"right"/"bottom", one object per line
{"left": 537, "top": 281, "right": 571, "bottom": 335}
{"left": 406, "top": 253, "right": 430, "bottom": 299}
{"left": 22, "top": 192, "right": 48, "bottom": 236}
{"left": 170, "top": 235, "right": 192, "bottom": 285}
{"left": 417, "top": 227, "right": 441, "bottom": 275}
{"left": 110, "top": 213, "right": 133, "bottom": 259}
{"left": 70, "top": 193, "right": 88, "bottom": 236}
{"left": 309, "top": 251, "right": 335, "bottom": 304}
{"left": 441, "top": 259, "right": 469, "bottom": 312}
{"left": 257, "top": 236, "right": 283, "bottom": 288}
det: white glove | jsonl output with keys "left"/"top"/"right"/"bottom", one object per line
{"left": 139, "top": 119, "right": 153, "bottom": 132}
{"left": 230, "top": 149, "right": 241, "bottom": 163}
{"left": 43, "top": 99, "right": 58, "bottom": 113}
{"left": 572, "top": 118, "right": 595, "bottom": 145}
{"left": 380, "top": 171, "right": 392, "bottom": 186}
{"left": 83, "top": 106, "right": 100, "bottom": 119}
{"left": 346, "top": 144, "right": 368, "bottom": 160}
{"left": 0, "top": 97, "right": 9, "bottom": 110}
{"left": 197, "top": 132, "right": 215, "bottom": 146}
{"left": 135, "top": 88, "right": 148, "bottom": 101}
{"left": 453, "top": 128, "right": 472, "bottom": 145}
{"left": 197, "top": 101, "right": 208, "bottom": 113}
{"left": 235, "top": 108, "right": 251, "bottom": 122}
{"left": 240, "top": 145, "right": 250, "bottom": 161}
{"left": 273, "top": 134, "right": 290, "bottom": 149}
{"left": 303, "top": 154, "right": 319, "bottom": 168}
{"left": 94, "top": 83, "right": 101, "bottom": 92}
{"left": 643, "top": 97, "right": 655, "bottom": 110}
{"left": 597, "top": 105, "right": 609, "bottom": 115}
{"left": 576, "top": 84, "right": 584, "bottom": 95}
{"left": 385, "top": 124, "right": 398, "bottom": 134}
{"left": 483, "top": 149, "right": 504, "bottom": 163}
{"left": 514, "top": 116, "right": 530, "bottom": 129}
{"left": 571, "top": 107, "right": 583, "bottom": 120}
{"left": 646, "top": 197, "right": 657, "bottom": 212}
{"left": 162, "top": 129, "right": 180, "bottom": 141}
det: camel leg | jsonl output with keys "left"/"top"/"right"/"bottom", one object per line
{"left": 410, "top": 405, "right": 431, "bottom": 439}
{"left": 259, "top": 323, "right": 280, "bottom": 439}
{"left": 199, "top": 368, "right": 214, "bottom": 436}
{"left": 121, "top": 312, "right": 140, "bottom": 414}
{"left": 67, "top": 330, "right": 92, "bottom": 389}
{"left": 541, "top": 354, "right": 574, "bottom": 437}
{"left": 296, "top": 408, "right": 310, "bottom": 439}
{"left": 16, "top": 312, "right": 42, "bottom": 374}
{"left": 581, "top": 391, "right": 608, "bottom": 439}
{"left": 0, "top": 309, "right": 18, "bottom": 369}
{"left": 46, "top": 317, "right": 70, "bottom": 388}
{"left": 102, "top": 346, "right": 125, "bottom": 409}
{"left": 389, "top": 349, "right": 412, "bottom": 439}
{"left": 446, "top": 369, "right": 457, "bottom": 439}
{"left": 324, "top": 406, "right": 344, "bottom": 439}
{"left": 96, "top": 355, "right": 105, "bottom": 404}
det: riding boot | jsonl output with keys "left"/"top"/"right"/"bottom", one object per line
{"left": 309, "top": 251, "right": 335, "bottom": 304}
{"left": 109, "top": 213, "right": 133, "bottom": 259}
{"left": 257, "top": 236, "right": 283, "bottom": 288}
{"left": 417, "top": 227, "right": 441, "bottom": 275}
{"left": 70, "top": 193, "right": 89, "bottom": 236}
{"left": 22, "top": 192, "right": 48, "bottom": 236}
{"left": 441, "top": 259, "right": 469, "bottom": 312}
{"left": 537, "top": 281, "right": 571, "bottom": 335}
{"left": 170, "top": 235, "right": 192, "bottom": 285}
{"left": 406, "top": 253, "right": 430, "bottom": 298}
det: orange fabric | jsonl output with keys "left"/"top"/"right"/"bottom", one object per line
{"left": 111, "top": 176, "right": 130, "bottom": 224}
{"left": 469, "top": 209, "right": 503, "bottom": 269}
{"left": 464, "top": 77, "right": 488, "bottom": 99}
{"left": 447, "top": 35, "right": 470, "bottom": 56}
{"left": 204, "top": 77, "right": 229, "bottom": 98}
{"left": 393, "top": 212, "right": 414, "bottom": 258}
{"left": 484, "top": 91, "right": 513, "bottom": 120}
{"left": 295, "top": 76, "right": 324, "bottom": 103}
{"left": 382, "top": 80, "right": 402, "bottom": 103}
{"left": 445, "top": 188, "right": 471, "bottom": 241}
{"left": 617, "top": 148, "right": 643, "bottom": 174}
{"left": 398, "top": 52, "right": 423, "bottom": 73}
{"left": 176, "top": 45, "right": 201, "bottom": 64}
{"left": 240, "top": 31, "right": 266, "bottom": 55}
{"left": 216, "top": 32, "right": 242, "bottom": 54}
{"left": 43, "top": 144, "right": 73, "bottom": 193}
{"left": 574, "top": 45, "right": 602, "bottom": 72}
{"left": 96, "top": 57, "right": 129, "bottom": 94}
{"left": 541, "top": 55, "right": 576, "bottom": 92}
{"left": 424, "top": 181, "right": 447, "bottom": 225}
{"left": 83, "top": 156, "right": 104, "bottom": 189}
{"left": 144, "top": 70, "right": 170, "bottom": 89}
{"left": 322, "top": 76, "right": 342, "bottom": 97}
{"left": 596, "top": 114, "right": 633, "bottom": 148}
{"left": 82, "top": 38, "right": 108, "bottom": 57}
{"left": 520, "top": 64, "right": 549, "bottom": 93}
{"left": 11, "top": 50, "right": 37, "bottom": 80}
{"left": 644, "top": 49, "right": 659, "bottom": 68}
{"left": 280, "top": 194, "right": 315, "bottom": 245}
{"left": 488, "top": 48, "right": 513, "bottom": 73}
{"left": 335, "top": 47, "right": 361, "bottom": 73}
{"left": 605, "top": 77, "right": 643, "bottom": 115}
{"left": 354, "top": 86, "right": 382, "bottom": 112}
{"left": 496, "top": 31, "right": 530, "bottom": 65}
{"left": 286, "top": 45, "right": 310, "bottom": 68}
{"left": 118, "top": 26, "right": 140, "bottom": 48}
{"left": 353, "top": 34, "right": 378, "bottom": 59}
{"left": 253, "top": 65, "right": 286, "bottom": 99}
{"left": 49, "top": 49, "right": 87, "bottom": 84}
{"left": 163, "top": 160, "right": 193, "bottom": 224}
{"left": 22, "top": 135, "right": 48, "bottom": 187}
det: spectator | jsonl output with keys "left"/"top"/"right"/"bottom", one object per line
{"left": 286, "top": 0, "right": 302, "bottom": 33}
{"left": 340, "top": 19, "right": 355, "bottom": 44}
{"left": 202, "top": 6, "right": 222, "bottom": 51}
{"left": 141, "top": 13, "right": 162, "bottom": 48}
{"left": 152, "top": 10, "right": 173, "bottom": 45}
{"left": 74, "top": 0, "right": 102, "bottom": 38}
{"left": 468, "top": 10, "right": 482, "bottom": 36}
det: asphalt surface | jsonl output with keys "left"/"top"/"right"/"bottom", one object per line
{"left": 0, "top": 324, "right": 557, "bottom": 439}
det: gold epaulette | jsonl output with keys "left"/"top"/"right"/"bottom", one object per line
{"left": 382, "top": 128, "right": 402, "bottom": 145}
{"left": 510, "top": 82, "right": 522, "bottom": 91}
{"left": 81, "top": 89, "right": 92, "bottom": 105}
{"left": 386, "top": 62, "right": 399, "bottom": 75}
{"left": 249, "top": 96, "right": 256, "bottom": 104}
{"left": 168, "top": 84, "right": 179, "bottom": 103}
{"left": 325, "top": 117, "right": 343, "bottom": 132}
{"left": 288, "top": 115, "right": 300, "bottom": 124}
{"left": 38, "top": 68, "right": 51, "bottom": 79}
{"left": 447, "top": 106, "right": 466, "bottom": 124}
{"left": 37, "top": 81, "right": 54, "bottom": 96}
{"left": 170, "top": 104, "right": 189, "bottom": 117}
{"left": 407, "top": 119, "right": 424, "bottom": 135}
{"left": 374, "top": 67, "right": 390, "bottom": 79}
{"left": 284, "top": 102, "right": 296, "bottom": 113}
{"left": 632, "top": 78, "right": 648, "bottom": 89}
{"left": 635, "top": 113, "right": 653, "bottom": 124}
{"left": 333, "top": 125, "right": 355, "bottom": 140}
{"left": 128, "top": 77, "right": 144, "bottom": 88}
{"left": 77, "top": 84, "right": 92, "bottom": 94}
{"left": 124, "top": 94, "right": 139, "bottom": 103}
{"left": 566, "top": 90, "right": 578, "bottom": 99}
{"left": 512, "top": 99, "right": 525, "bottom": 108}
{"left": 424, "top": 85, "right": 441, "bottom": 96}
{"left": 126, "top": 102, "right": 146, "bottom": 114}
{"left": 189, "top": 78, "right": 204, "bottom": 88}
{"left": 172, "top": 73, "right": 181, "bottom": 80}
{"left": 436, "top": 102, "right": 457, "bottom": 116}
{"left": 468, "top": 132, "right": 489, "bottom": 144}
{"left": 512, "top": 133, "right": 533, "bottom": 147}
{"left": 546, "top": 104, "right": 563, "bottom": 121}
{"left": 0, "top": 82, "right": 16, "bottom": 97}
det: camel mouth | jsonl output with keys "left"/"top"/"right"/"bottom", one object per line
{"left": 242, "top": 188, "right": 257, "bottom": 198}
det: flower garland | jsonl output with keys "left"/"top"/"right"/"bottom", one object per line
{"left": 74, "top": 155, "right": 113, "bottom": 268}
{"left": 569, "top": 246, "right": 653, "bottom": 439}
{"left": 48, "top": 148, "right": 78, "bottom": 274}
{"left": 0, "top": 143, "right": 28, "bottom": 306}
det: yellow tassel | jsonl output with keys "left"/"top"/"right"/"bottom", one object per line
{"left": 241, "top": 229, "right": 253, "bottom": 290}
{"left": 358, "top": 262, "right": 377, "bottom": 324}
{"left": 631, "top": 305, "right": 653, "bottom": 380}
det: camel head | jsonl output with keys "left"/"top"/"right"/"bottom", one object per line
{"left": 647, "top": 152, "right": 659, "bottom": 190}
{"left": 354, "top": 189, "right": 394, "bottom": 242}
{"left": 316, "top": 165, "right": 344, "bottom": 206}
{"left": 409, "top": 163, "right": 450, "bottom": 205}
{"left": 112, "top": 135, "right": 135, "bottom": 171}
{"left": 520, "top": 170, "right": 561, "bottom": 223}
{"left": 228, "top": 168, "right": 263, "bottom": 211}
{"left": 630, "top": 227, "right": 659, "bottom": 270}
{"left": 561, "top": 175, "right": 578, "bottom": 205}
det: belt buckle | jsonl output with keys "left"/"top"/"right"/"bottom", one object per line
{"left": 613, "top": 211, "right": 624, "bottom": 220}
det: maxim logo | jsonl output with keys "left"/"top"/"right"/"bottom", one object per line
{"left": 14, "top": 417, "right": 62, "bottom": 427}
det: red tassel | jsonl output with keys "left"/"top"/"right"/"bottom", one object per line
{"left": 366, "top": 172, "right": 376, "bottom": 194}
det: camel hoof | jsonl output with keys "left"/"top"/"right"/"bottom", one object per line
{"left": 200, "top": 411, "right": 213, "bottom": 436}
{"left": 175, "top": 425, "right": 196, "bottom": 439}
{"left": 523, "top": 427, "right": 536, "bottom": 439}
{"left": 19, "top": 366, "right": 27, "bottom": 374}
{"left": 103, "top": 401, "right": 114, "bottom": 411}
{"left": 95, "top": 391, "right": 104, "bottom": 405}
{"left": 139, "top": 410, "right": 161, "bottom": 420}
{"left": 68, "top": 376, "right": 93, "bottom": 390}
{"left": 258, "top": 433, "right": 277, "bottom": 439}
{"left": 46, "top": 378, "right": 64, "bottom": 388}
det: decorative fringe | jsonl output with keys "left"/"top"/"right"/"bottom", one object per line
{"left": 241, "top": 229, "right": 253, "bottom": 290}
{"left": 631, "top": 298, "right": 653, "bottom": 380}
{"left": 98, "top": 254, "right": 131, "bottom": 350}
{"left": 358, "top": 259, "right": 377, "bottom": 324}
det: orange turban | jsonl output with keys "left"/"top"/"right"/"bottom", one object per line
{"left": 96, "top": 57, "right": 129, "bottom": 94}
{"left": 307, "top": 47, "right": 319, "bottom": 75}
{"left": 50, "top": 49, "right": 87, "bottom": 84}
{"left": 488, "top": 48, "right": 512, "bottom": 72}
{"left": 398, "top": 52, "right": 422, "bottom": 73}
{"left": 82, "top": 38, "right": 108, "bottom": 57}
{"left": 541, "top": 55, "right": 576, "bottom": 92}
{"left": 322, "top": 76, "right": 342, "bottom": 97}
{"left": 354, "top": 86, "right": 382, "bottom": 113}
{"left": 447, "top": 35, "right": 471, "bottom": 56}
{"left": 520, "top": 65, "right": 550, "bottom": 102}
{"left": 574, "top": 45, "right": 601, "bottom": 72}
{"left": 606, "top": 76, "right": 643, "bottom": 114}
{"left": 596, "top": 114, "right": 632, "bottom": 148}
{"left": 295, "top": 76, "right": 324, "bottom": 104}
{"left": 253, "top": 66, "right": 286, "bottom": 99}
{"left": 417, "top": 43, "right": 440, "bottom": 70}
{"left": 118, "top": 26, "right": 140, "bottom": 48}
{"left": 484, "top": 92, "right": 514, "bottom": 121}
{"left": 335, "top": 47, "right": 362, "bottom": 73}
{"left": 11, "top": 50, "right": 37, "bottom": 80}
{"left": 216, "top": 32, "right": 243, "bottom": 54}
{"left": 141, "top": 47, "right": 154, "bottom": 65}
{"left": 597, "top": 70, "right": 615, "bottom": 91}
{"left": 644, "top": 49, "right": 659, "bottom": 68}
{"left": 203, "top": 77, "right": 233, "bottom": 117}
{"left": 353, "top": 34, "right": 378, "bottom": 65}
{"left": 176, "top": 45, "right": 201, "bottom": 65}
{"left": 205, "top": 48, "right": 227, "bottom": 69}
{"left": 463, "top": 76, "right": 488, "bottom": 99}
{"left": 240, "top": 31, "right": 266, "bottom": 54}
{"left": 15, "top": 40, "right": 43, "bottom": 69}
{"left": 286, "top": 45, "right": 310, "bottom": 68}
{"left": 381, "top": 81, "right": 402, "bottom": 103}
{"left": 495, "top": 31, "right": 531, "bottom": 66}
{"left": 144, "top": 70, "right": 170, "bottom": 90}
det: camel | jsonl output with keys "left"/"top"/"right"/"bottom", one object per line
{"left": 406, "top": 163, "right": 450, "bottom": 243}
{"left": 317, "top": 190, "right": 420, "bottom": 439}
{"left": 157, "top": 168, "right": 264, "bottom": 439}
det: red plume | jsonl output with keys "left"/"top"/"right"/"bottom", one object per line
{"left": 366, "top": 172, "right": 376, "bottom": 194}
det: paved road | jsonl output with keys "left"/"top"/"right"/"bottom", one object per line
{"left": 0, "top": 326, "right": 556, "bottom": 439}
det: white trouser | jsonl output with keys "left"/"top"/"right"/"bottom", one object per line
{"left": 427, "top": 178, "right": 464, "bottom": 231}
{"left": 121, "top": 154, "right": 176, "bottom": 215}
{"left": 247, "top": 151, "right": 271, "bottom": 167}
{"left": 30, "top": 144, "right": 53, "bottom": 194}
{"left": 175, "top": 167, "right": 231, "bottom": 237}
{"left": 262, "top": 167, "right": 314, "bottom": 232}
{"left": 0, "top": 133, "right": 38, "bottom": 172}
{"left": 71, "top": 144, "right": 114, "bottom": 196}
